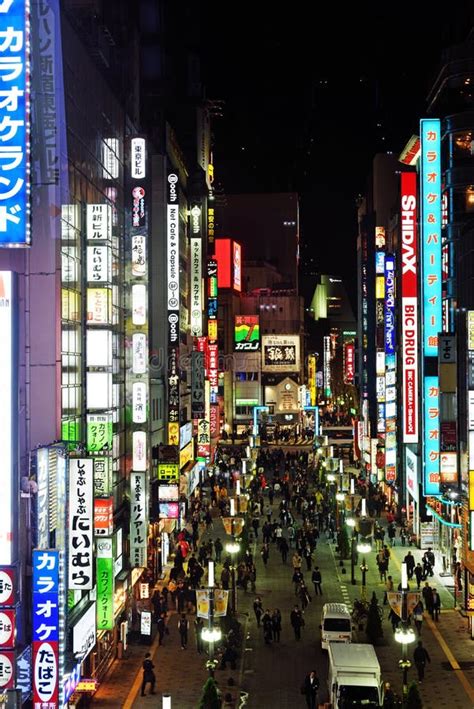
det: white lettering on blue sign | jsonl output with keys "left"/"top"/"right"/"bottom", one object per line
{"left": 0, "top": 0, "right": 30, "bottom": 245}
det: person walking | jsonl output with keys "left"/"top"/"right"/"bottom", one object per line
{"left": 262, "top": 609, "right": 273, "bottom": 644}
{"left": 214, "top": 537, "right": 223, "bottom": 563}
{"left": 141, "top": 652, "right": 156, "bottom": 696}
{"left": 404, "top": 550, "right": 416, "bottom": 579}
{"left": 195, "top": 616, "right": 204, "bottom": 653}
{"left": 156, "top": 612, "right": 166, "bottom": 646}
{"left": 422, "top": 582, "right": 434, "bottom": 617}
{"left": 311, "top": 567, "right": 322, "bottom": 595}
{"left": 299, "top": 581, "right": 311, "bottom": 611}
{"left": 302, "top": 670, "right": 319, "bottom": 709}
{"left": 178, "top": 614, "right": 189, "bottom": 649}
{"left": 414, "top": 640, "right": 431, "bottom": 682}
{"left": 432, "top": 587, "right": 441, "bottom": 621}
{"left": 413, "top": 600, "right": 424, "bottom": 636}
{"left": 272, "top": 608, "right": 282, "bottom": 642}
{"left": 253, "top": 596, "right": 263, "bottom": 627}
{"left": 292, "top": 552, "right": 302, "bottom": 572}
{"left": 303, "top": 545, "right": 313, "bottom": 571}
{"left": 290, "top": 605, "right": 304, "bottom": 640}
{"left": 293, "top": 568, "right": 304, "bottom": 595}
{"left": 280, "top": 537, "right": 289, "bottom": 564}
{"left": 261, "top": 542, "right": 270, "bottom": 567}
{"left": 414, "top": 563, "right": 424, "bottom": 590}
{"left": 383, "top": 575, "right": 394, "bottom": 605}
{"left": 388, "top": 607, "right": 400, "bottom": 633}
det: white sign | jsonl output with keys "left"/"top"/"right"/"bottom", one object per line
{"left": 180, "top": 422, "right": 192, "bottom": 450}
{"left": 262, "top": 335, "right": 300, "bottom": 373}
{"left": 0, "top": 652, "right": 13, "bottom": 688}
{"left": 132, "top": 235, "right": 146, "bottom": 276}
{"left": 87, "top": 330, "right": 113, "bottom": 368}
{"left": 406, "top": 448, "right": 418, "bottom": 502}
{"left": 376, "top": 351, "right": 386, "bottom": 375}
{"left": 469, "top": 392, "right": 474, "bottom": 431}
{"left": 87, "top": 288, "right": 111, "bottom": 325}
{"left": 133, "top": 382, "right": 147, "bottom": 423}
{"left": 130, "top": 473, "right": 147, "bottom": 567}
{"left": 69, "top": 459, "right": 94, "bottom": 590}
{"left": 73, "top": 603, "right": 97, "bottom": 659}
{"left": 190, "top": 237, "right": 203, "bottom": 336}
{"left": 132, "top": 333, "right": 147, "bottom": 373}
{"left": 102, "top": 138, "right": 119, "bottom": 179}
{"left": 131, "top": 138, "right": 146, "bottom": 179}
{"left": 132, "top": 284, "right": 147, "bottom": 325}
{"left": 140, "top": 611, "right": 152, "bottom": 636}
{"left": 133, "top": 431, "right": 147, "bottom": 471}
{"left": 87, "top": 372, "right": 112, "bottom": 410}
{"left": 86, "top": 204, "right": 111, "bottom": 241}
{"left": 36, "top": 447, "right": 49, "bottom": 550}
{"left": 158, "top": 485, "right": 179, "bottom": 501}
{"left": 0, "top": 272, "right": 13, "bottom": 564}
{"left": 87, "top": 245, "right": 111, "bottom": 283}
{"left": 376, "top": 375, "right": 385, "bottom": 401}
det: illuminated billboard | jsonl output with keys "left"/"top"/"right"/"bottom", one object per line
{"left": 214, "top": 239, "right": 242, "bottom": 291}
{"left": 401, "top": 172, "right": 419, "bottom": 443}
{"left": 424, "top": 376, "right": 440, "bottom": 496}
{"left": 235, "top": 316, "right": 260, "bottom": 351}
{"left": 262, "top": 335, "right": 300, "bottom": 373}
{"left": 0, "top": 0, "right": 31, "bottom": 246}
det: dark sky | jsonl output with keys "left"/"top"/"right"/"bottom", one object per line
{"left": 200, "top": 3, "right": 474, "bottom": 286}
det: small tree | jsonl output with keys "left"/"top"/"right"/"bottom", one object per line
{"left": 199, "top": 677, "right": 220, "bottom": 709}
{"left": 365, "top": 591, "right": 383, "bottom": 643}
{"left": 338, "top": 526, "right": 350, "bottom": 560}
{"left": 406, "top": 680, "right": 423, "bottom": 709}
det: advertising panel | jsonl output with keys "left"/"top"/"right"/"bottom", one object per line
{"left": 131, "top": 138, "right": 146, "bottom": 179}
{"left": 440, "top": 452, "right": 457, "bottom": 485}
{"left": 0, "top": 569, "right": 15, "bottom": 607}
{"left": 197, "top": 418, "right": 211, "bottom": 459}
{"left": 36, "top": 447, "right": 49, "bottom": 550}
{"left": 191, "top": 349, "right": 205, "bottom": 420}
{"left": 86, "top": 204, "right": 111, "bottom": 241}
{"left": 262, "top": 335, "right": 300, "bottom": 373}
{"left": 180, "top": 422, "right": 192, "bottom": 450}
{"left": 401, "top": 172, "right": 419, "bottom": 443}
{"left": 133, "top": 431, "right": 147, "bottom": 471}
{"left": 166, "top": 173, "right": 179, "bottom": 311}
{"left": 190, "top": 237, "right": 203, "bottom": 336}
{"left": 420, "top": 119, "right": 442, "bottom": 356}
{"left": 0, "top": 0, "right": 31, "bottom": 246}
{"left": 214, "top": 239, "right": 232, "bottom": 288}
{"left": 72, "top": 603, "right": 96, "bottom": 660}
{"left": 233, "top": 241, "right": 242, "bottom": 292}
{"left": 87, "top": 245, "right": 111, "bottom": 283}
{"left": 132, "top": 382, "right": 147, "bottom": 423}
{"left": 94, "top": 498, "right": 113, "bottom": 537}
{"left": 235, "top": 315, "right": 260, "bottom": 351}
{"left": 132, "top": 333, "right": 147, "bottom": 374}
{"left": 157, "top": 464, "right": 179, "bottom": 483}
{"left": 93, "top": 457, "right": 112, "bottom": 497}
{"left": 158, "top": 485, "right": 179, "bottom": 501}
{"left": 96, "top": 539, "right": 114, "bottom": 631}
{"left": 69, "top": 459, "right": 93, "bottom": 590}
{"left": 406, "top": 448, "right": 419, "bottom": 502}
{"left": 130, "top": 473, "right": 147, "bottom": 568}
{"left": 87, "top": 414, "right": 113, "bottom": 453}
{"left": 344, "top": 343, "right": 355, "bottom": 383}
{"left": 179, "top": 440, "right": 194, "bottom": 469}
{"left": 87, "top": 287, "right": 111, "bottom": 325}
{"left": 33, "top": 550, "right": 59, "bottom": 707}
{"left": 384, "top": 255, "right": 395, "bottom": 355}
{"left": 159, "top": 503, "right": 179, "bottom": 519}
{"left": 131, "top": 235, "right": 146, "bottom": 277}
{"left": 424, "top": 376, "right": 440, "bottom": 495}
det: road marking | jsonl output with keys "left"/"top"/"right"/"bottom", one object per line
{"left": 391, "top": 545, "right": 474, "bottom": 705}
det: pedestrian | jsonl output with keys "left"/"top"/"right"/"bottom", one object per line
{"left": 422, "top": 582, "right": 434, "bottom": 617}
{"left": 413, "top": 640, "right": 431, "bottom": 682}
{"left": 422, "top": 549, "right": 434, "bottom": 578}
{"left": 414, "top": 563, "right": 423, "bottom": 589}
{"left": 156, "top": 612, "right": 166, "bottom": 645}
{"left": 303, "top": 545, "right": 313, "bottom": 571}
{"left": 299, "top": 581, "right": 311, "bottom": 611}
{"left": 404, "top": 550, "right": 415, "bottom": 579}
{"left": 383, "top": 575, "right": 394, "bottom": 605}
{"left": 387, "top": 523, "right": 396, "bottom": 547}
{"left": 178, "top": 613, "right": 189, "bottom": 649}
{"left": 252, "top": 516, "right": 260, "bottom": 539}
{"left": 292, "top": 552, "right": 302, "bottom": 572}
{"left": 290, "top": 604, "right": 304, "bottom": 640}
{"left": 253, "top": 596, "right": 263, "bottom": 627}
{"left": 262, "top": 609, "right": 273, "bottom": 644}
{"left": 214, "top": 537, "right": 223, "bottom": 563}
{"left": 293, "top": 568, "right": 304, "bottom": 595}
{"left": 280, "top": 537, "right": 289, "bottom": 563}
{"left": 141, "top": 652, "right": 156, "bottom": 696}
{"left": 195, "top": 616, "right": 204, "bottom": 653}
{"left": 249, "top": 563, "right": 257, "bottom": 593}
{"left": 413, "top": 600, "right": 424, "bottom": 636}
{"left": 432, "top": 587, "right": 441, "bottom": 621}
{"left": 388, "top": 607, "right": 400, "bottom": 633}
{"left": 383, "top": 682, "right": 396, "bottom": 708}
{"left": 302, "top": 670, "right": 319, "bottom": 709}
{"left": 272, "top": 608, "right": 282, "bottom": 642}
{"left": 261, "top": 542, "right": 270, "bottom": 567}
{"left": 311, "top": 567, "right": 322, "bottom": 595}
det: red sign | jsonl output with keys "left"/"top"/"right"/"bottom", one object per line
{"left": 33, "top": 640, "right": 59, "bottom": 707}
{"left": 208, "top": 343, "right": 218, "bottom": 389}
{"left": 196, "top": 336, "right": 208, "bottom": 354}
{"left": 344, "top": 344, "right": 355, "bottom": 383}
{"left": 0, "top": 568, "right": 15, "bottom": 606}
{"left": 214, "top": 239, "right": 232, "bottom": 289}
{"left": 0, "top": 650, "right": 15, "bottom": 689}
{"left": 401, "top": 171, "right": 418, "bottom": 443}
{"left": 0, "top": 609, "right": 15, "bottom": 649}
{"left": 94, "top": 498, "right": 114, "bottom": 536}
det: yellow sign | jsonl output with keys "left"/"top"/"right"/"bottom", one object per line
{"left": 387, "top": 592, "right": 420, "bottom": 618}
{"left": 470, "top": 471, "right": 474, "bottom": 511}
{"left": 180, "top": 440, "right": 194, "bottom": 469}
{"left": 208, "top": 320, "right": 218, "bottom": 342}
{"left": 196, "top": 589, "right": 229, "bottom": 619}
{"left": 76, "top": 680, "right": 99, "bottom": 693}
{"left": 168, "top": 422, "right": 179, "bottom": 446}
{"left": 157, "top": 464, "right": 179, "bottom": 483}
{"left": 375, "top": 276, "right": 385, "bottom": 299}
{"left": 468, "top": 311, "right": 474, "bottom": 350}
{"left": 222, "top": 517, "right": 245, "bottom": 536}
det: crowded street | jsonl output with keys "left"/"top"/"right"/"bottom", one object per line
{"left": 90, "top": 444, "right": 474, "bottom": 709}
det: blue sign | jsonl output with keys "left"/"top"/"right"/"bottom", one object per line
{"left": 375, "top": 251, "right": 385, "bottom": 275}
{"left": 385, "top": 255, "right": 395, "bottom": 356}
{"left": 420, "top": 119, "right": 442, "bottom": 356}
{"left": 32, "top": 550, "right": 59, "bottom": 643}
{"left": 0, "top": 0, "right": 31, "bottom": 246}
{"left": 423, "top": 376, "right": 440, "bottom": 496}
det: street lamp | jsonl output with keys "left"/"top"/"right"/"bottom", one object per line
{"left": 225, "top": 540, "right": 241, "bottom": 614}
{"left": 162, "top": 695, "right": 172, "bottom": 709}
{"left": 395, "top": 562, "right": 415, "bottom": 706}
{"left": 202, "top": 560, "right": 220, "bottom": 677}
{"left": 346, "top": 517, "right": 357, "bottom": 585}
{"left": 357, "top": 540, "right": 371, "bottom": 601}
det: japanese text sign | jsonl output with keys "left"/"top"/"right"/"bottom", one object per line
{"left": 68, "top": 459, "right": 93, "bottom": 590}
{"left": 96, "top": 539, "right": 113, "bottom": 631}
{"left": 0, "top": 0, "right": 30, "bottom": 246}
{"left": 424, "top": 376, "right": 440, "bottom": 496}
{"left": 130, "top": 473, "right": 147, "bottom": 568}
{"left": 32, "top": 549, "right": 59, "bottom": 707}
{"left": 420, "top": 119, "right": 442, "bottom": 357}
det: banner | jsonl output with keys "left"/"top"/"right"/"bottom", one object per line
{"left": 221, "top": 517, "right": 245, "bottom": 536}
{"left": 130, "top": 473, "right": 147, "bottom": 567}
{"left": 387, "top": 592, "right": 420, "bottom": 618}
{"left": 196, "top": 589, "right": 229, "bottom": 619}
{"left": 33, "top": 550, "right": 59, "bottom": 707}
{"left": 96, "top": 538, "right": 114, "bottom": 631}
{"left": 69, "top": 459, "right": 94, "bottom": 590}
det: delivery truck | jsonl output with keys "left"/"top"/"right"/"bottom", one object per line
{"left": 327, "top": 642, "right": 384, "bottom": 707}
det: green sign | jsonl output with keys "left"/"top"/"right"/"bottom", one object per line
{"left": 96, "top": 538, "right": 114, "bottom": 630}
{"left": 157, "top": 463, "right": 179, "bottom": 483}
{"left": 87, "top": 414, "right": 113, "bottom": 452}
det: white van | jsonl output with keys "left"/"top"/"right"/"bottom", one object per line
{"left": 320, "top": 602, "right": 352, "bottom": 650}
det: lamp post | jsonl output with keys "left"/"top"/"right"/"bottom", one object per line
{"left": 202, "top": 560, "right": 221, "bottom": 677}
{"left": 347, "top": 517, "right": 357, "bottom": 585}
{"left": 162, "top": 695, "right": 172, "bottom": 709}
{"left": 357, "top": 540, "right": 371, "bottom": 602}
{"left": 225, "top": 539, "right": 240, "bottom": 614}
{"left": 395, "top": 562, "right": 416, "bottom": 706}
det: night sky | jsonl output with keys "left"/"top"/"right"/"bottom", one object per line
{"left": 201, "top": 3, "right": 474, "bottom": 290}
